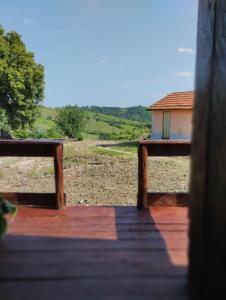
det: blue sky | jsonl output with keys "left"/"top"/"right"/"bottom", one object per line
{"left": 0, "top": 0, "right": 198, "bottom": 107}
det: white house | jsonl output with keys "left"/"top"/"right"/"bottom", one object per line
{"left": 147, "top": 91, "right": 194, "bottom": 140}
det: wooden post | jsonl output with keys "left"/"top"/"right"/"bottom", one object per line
{"left": 189, "top": 0, "right": 226, "bottom": 298}
{"left": 54, "top": 144, "right": 64, "bottom": 210}
{"left": 137, "top": 144, "right": 148, "bottom": 208}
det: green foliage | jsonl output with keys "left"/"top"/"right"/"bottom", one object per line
{"left": 56, "top": 106, "right": 87, "bottom": 139}
{"left": 93, "top": 147, "right": 124, "bottom": 157}
{"left": 111, "top": 142, "right": 138, "bottom": 153}
{"left": 82, "top": 105, "right": 151, "bottom": 123}
{"left": 43, "top": 166, "right": 54, "bottom": 176}
{"left": 35, "top": 117, "right": 56, "bottom": 131}
{"left": 29, "top": 166, "right": 54, "bottom": 177}
{"left": 13, "top": 128, "right": 31, "bottom": 139}
{"left": 35, "top": 106, "right": 150, "bottom": 141}
{"left": 82, "top": 133, "right": 99, "bottom": 140}
{"left": 99, "top": 127, "right": 148, "bottom": 141}
{"left": 0, "top": 108, "right": 12, "bottom": 136}
{"left": 0, "top": 196, "right": 17, "bottom": 237}
{"left": 84, "top": 111, "right": 150, "bottom": 139}
{"left": 76, "top": 132, "right": 84, "bottom": 141}
{"left": 13, "top": 126, "right": 62, "bottom": 139}
{"left": 0, "top": 24, "right": 45, "bottom": 130}
{"left": 31, "top": 127, "right": 63, "bottom": 139}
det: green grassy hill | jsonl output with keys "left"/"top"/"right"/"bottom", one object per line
{"left": 34, "top": 106, "right": 58, "bottom": 130}
{"left": 35, "top": 106, "right": 150, "bottom": 140}
{"left": 82, "top": 105, "right": 151, "bottom": 123}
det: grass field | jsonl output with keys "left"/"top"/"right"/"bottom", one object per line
{"left": 34, "top": 106, "right": 150, "bottom": 140}
{"left": 108, "top": 142, "right": 138, "bottom": 153}
{"left": 34, "top": 106, "right": 58, "bottom": 130}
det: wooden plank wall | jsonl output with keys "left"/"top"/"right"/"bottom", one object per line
{"left": 189, "top": 0, "right": 226, "bottom": 298}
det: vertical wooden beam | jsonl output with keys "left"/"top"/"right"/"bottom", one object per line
{"left": 189, "top": 0, "right": 226, "bottom": 298}
{"left": 137, "top": 144, "right": 148, "bottom": 208}
{"left": 54, "top": 144, "right": 64, "bottom": 210}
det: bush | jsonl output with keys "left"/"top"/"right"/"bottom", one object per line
{"left": 76, "top": 132, "right": 84, "bottom": 141}
{"left": 99, "top": 128, "right": 149, "bottom": 141}
{"left": 56, "top": 106, "right": 87, "bottom": 139}
{"left": 13, "top": 126, "right": 63, "bottom": 139}
{"left": 44, "top": 127, "right": 63, "bottom": 138}
{"left": 0, "top": 108, "right": 12, "bottom": 138}
{"left": 13, "top": 128, "right": 32, "bottom": 139}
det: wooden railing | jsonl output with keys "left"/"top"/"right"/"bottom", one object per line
{"left": 137, "top": 139, "right": 191, "bottom": 208}
{"left": 0, "top": 140, "right": 65, "bottom": 210}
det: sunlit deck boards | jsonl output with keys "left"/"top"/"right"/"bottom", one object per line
{"left": 0, "top": 206, "right": 188, "bottom": 300}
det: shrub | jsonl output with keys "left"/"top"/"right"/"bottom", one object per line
{"left": 99, "top": 128, "right": 149, "bottom": 141}
{"left": 0, "top": 108, "right": 12, "bottom": 138}
{"left": 13, "top": 128, "right": 32, "bottom": 139}
{"left": 56, "top": 106, "right": 87, "bottom": 139}
{"left": 13, "top": 126, "right": 63, "bottom": 139}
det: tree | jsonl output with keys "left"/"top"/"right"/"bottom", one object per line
{"left": 0, "top": 108, "right": 12, "bottom": 138}
{"left": 56, "top": 106, "right": 87, "bottom": 140}
{"left": 0, "top": 25, "right": 44, "bottom": 131}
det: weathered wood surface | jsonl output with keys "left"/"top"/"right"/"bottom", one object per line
{"left": 0, "top": 139, "right": 63, "bottom": 157}
{"left": 0, "top": 206, "right": 188, "bottom": 300}
{"left": 0, "top": 192, "right": 66, "bottom": 208}
{"left": 147, "top": 192, "right": 189, "bottom": 207}
{"left": 54, "top": 144, "right": 64, "bottom": 210}
{"left": 189, "top": 0, "right": 226, "bottom": 299}
{"left": 0, "top": 139, "right": 65, "bottom": 209}
{"left": 137, "top": 140, "right": 190, "bottom": 208}
{"left": 139, "top": 140, "right": 191, "bottom": 157}
{"left": 137, "top": 143, "right": 148, "bottom": 208}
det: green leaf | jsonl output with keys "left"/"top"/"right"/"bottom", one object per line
{"left": 0, "top": 24, "right": 44, "bottom": 132}
{"left": 2, "top": 200, "right": 17, "bottom": 219}
{"left": 0, "top": 195, "right": 17, "bottom": 218}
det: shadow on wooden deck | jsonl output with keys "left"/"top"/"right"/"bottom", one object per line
{"left": 0, "top": 206, "right": 188, "bottom": 300}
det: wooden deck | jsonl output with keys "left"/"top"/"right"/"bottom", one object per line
{"left": 0, "top": 206, "right": 188, "bottom": 300}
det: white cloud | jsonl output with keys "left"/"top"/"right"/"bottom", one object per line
{"left": 177, "top": 71, "right": 194, "bottom": 78}
{"left": 24, "top": 18, "right": 34, "bottom": 25}
{"left": 100, "top": 58, "right": 108, "bottom": 64}
{"left": 177, "top": 47, "right": 195, "bottom": 54}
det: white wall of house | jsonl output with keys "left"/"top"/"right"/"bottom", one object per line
{"left": 151, "top": 110, "right": 192, "bottom": 140}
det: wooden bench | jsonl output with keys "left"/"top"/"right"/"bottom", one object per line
{"left": 137, "top": 139, "right": 191, "bottom": 208}
{"left": 0, "top": 139, "right": 65, "bottom": 210}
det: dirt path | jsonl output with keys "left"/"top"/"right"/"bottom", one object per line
{"left": 0, "top": 141, "right": 190, "bottom": 206}
{"left": 96, "top": 145, "right": 135, "bottom": 155}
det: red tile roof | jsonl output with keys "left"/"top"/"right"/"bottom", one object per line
{"left": 148, "top": 91, "right": 194, "bottom": 110}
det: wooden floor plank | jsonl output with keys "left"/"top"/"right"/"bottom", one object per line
{"left": 0, "top": 237, "right": 188, "bottom": 251}
{"left": 0, "top": 278, "right": 187, "bottom": 300}
{"left": 6, "top": 224, "right": 188, "bottom": 235}
{"left": 0, "top": 249, "right": 187, "bottom": 266}
{"left": 10, "top": 215, "right": 188, "bottom": 224}
{"left": 13, "top": 206, "right": 188, "bottom": 217}
{"left": 3, "top": 230, "right": 187, "bottom": 239}
{"left": 0, "top": 206, "right": 188, "bottom": 300}
{"left": 0, "top": 260, "right": 186, "bottom": 279}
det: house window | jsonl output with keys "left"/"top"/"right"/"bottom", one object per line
{"left": 162, "top": 111, "right": 170, "bottom": 139}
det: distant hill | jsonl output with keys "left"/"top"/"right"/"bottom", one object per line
{"left": 35, "top": 106, "right": 151, "bottom": 140}
{"left": 35, "top": 106, "right": 58, "bottom": 130}
{"left": 82, "top": 105, "right": 151, "bottom": 124}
